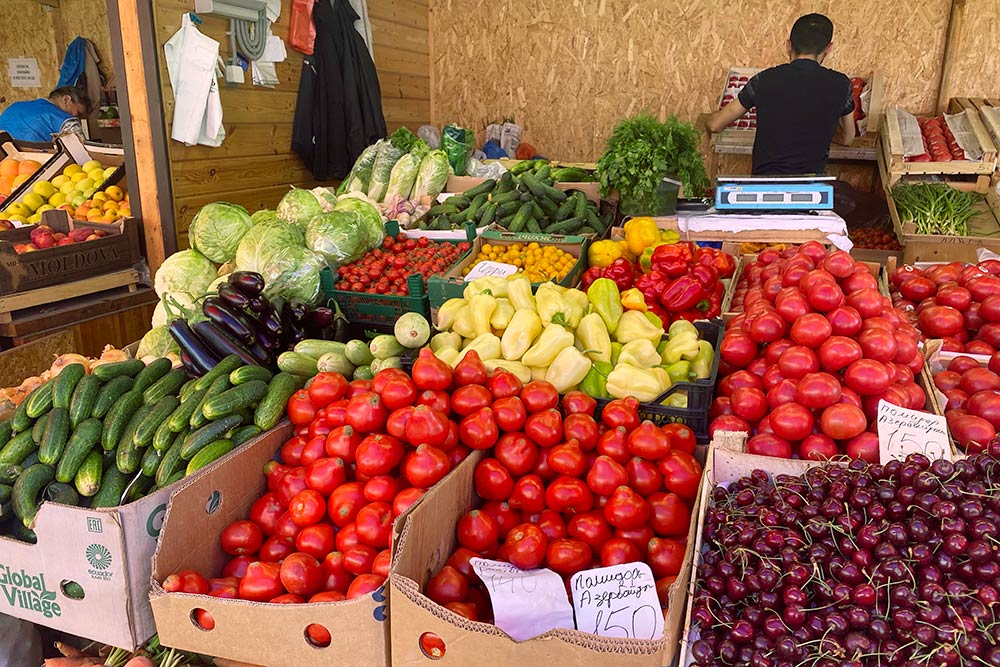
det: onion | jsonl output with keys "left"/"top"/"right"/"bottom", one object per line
{"left": 50, "top": 353, "right": 90, "bottom": 376}
{"left": 99, "top": 345, "right": 130, "bottom": 362}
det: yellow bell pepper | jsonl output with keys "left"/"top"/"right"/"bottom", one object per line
{"left": 436, "top": 298, "right": 467, "bottom": 332}
{"left": 575, "top": 313, "right": 612, "bottom": 363}
{"left": 501, "top": 309, "right": 543, "bottom": 360}
{"left": 606, "top": 363, "right": 663, "bottom": 402}
{"left": 431, "top": 331, "right": 462, "bottom": 353}
{"left": 545, "top": 347, "right": 593, "bottom": 393}
{"left": 661, "top": 332, "right": 700, "bottom": 364}
{"left": 623, "top": 217, "right": 661, "bottom": 257}
{"left": 639, "top": 241, "right": 672, "bottom": 274}
{"left": 484, "top": 359, "right": 533, "bottom": 385}
{"left": 453, "top": 333, "right": 502, "bottom": 366}
{"left": 614, "top": 310, "right": 664, "bottom": 346}
{"left": 506, "top": 275, "right": 536, "bottom": 312}
{"left": 620, "top": 288, "right": 647, "bottom": 311}
{"left": 587, "top": 239, "right": 625, "bottom": 269}
{"left": 434, "top": 346, "right": 460, "bottom": 366}
{"left": 522, "top": 324, "right": 574, "bottom": 367}
{"left": 536, "top": 282, "right": 583, "bottom": 328}
{"left": 464, "top": 276, "right": 509, "bottom": 300}
{"left": 468, "top": 293, "right": 497, "bottom": 337}
{"left": 660, "top": 229, "right": 680, "bottom": 244}
{"left": 452, "top": 306, "right": 477, "bottom": 339}
{"left": 618, "top": 339, "right": 662, "bottom": 369}
{"left": 618, "top": 240, "right": 635, "bottom": 262}
{"left": 491, "top": 298, "right": 515, "bottom": 330}
{"left": 529, "top": 366, "right": 548, "bottom": 382}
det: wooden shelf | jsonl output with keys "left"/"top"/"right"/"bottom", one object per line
{"left": 711, "top": 131, "right": 878, "bottom": 162}
{"left": 0, "top": 285, "right": 157, "bottom": 340}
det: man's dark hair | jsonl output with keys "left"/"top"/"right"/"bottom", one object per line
{"left": 790, "top": 13, "right": 834, "bottom": 56}
{"left": 48, "top": 86, "right": 91, "bottom": 113}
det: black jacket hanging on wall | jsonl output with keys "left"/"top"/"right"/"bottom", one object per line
{"left": 292, "top": 0, "right": 386, "bottom": 180}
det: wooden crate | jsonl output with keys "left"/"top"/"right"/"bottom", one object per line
{"left": 0, "top": 132, "right": 60, "bottom": 207}
{"left": 878, "top": 106, "right": 997, "bottom": 193}
{"left": 0, "top": 212, "right": 142, "bottom": 296}
{"left": 948, "top": 97, "right": 1000, "bottom": 164}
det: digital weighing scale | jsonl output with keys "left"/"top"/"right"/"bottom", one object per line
{"left": 714, "top": 175, "right": 835, "bottom": 212}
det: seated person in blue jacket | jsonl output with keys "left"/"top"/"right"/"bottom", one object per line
{"left": 0, "top": 86, "right": 91, "bottom": 143}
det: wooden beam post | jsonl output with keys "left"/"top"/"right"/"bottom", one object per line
{"left": 107, "top": 0, "right": 175, "bottom": 273}
{"left": 936, "top": 0, "right": 966, "bottom": 114}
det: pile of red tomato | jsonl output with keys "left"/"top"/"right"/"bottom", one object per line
{"left": 426, "top": 395, "right": 702, "bottom": 622}
{"left": 890, "top": 259, "right": 1000, "bottom": 356}
{"left": 334, "top": 234, "right": 471, "bottom": 295}
{"left": 933, "top": 354, "right": 1000, "bottom": 453}
{"left": 713, "top": 241, "right": 927, "bottom": 462}
{"left": 908, "top": 115, "right": 967, "bottom": 162}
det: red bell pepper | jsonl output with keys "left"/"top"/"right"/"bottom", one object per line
{"left": 703, "top": 294, "right": 722, "bottom": 319}
{"left": 634, "top": 271, "right": 670, "bottom": 304}
{"left": 580, "top": 266, "right": 604, "bottom": 291}
{"left": 603, "top": 258, "right": 636, "bottom": 292}
{"left": 659, "top": 275, "right": 710, "bottom": 312}
{"left": 675, "top": 309, "right": 703, "bottom": 322}
{"left": 695, "top": 247, "right": 736, "bottom": 279}
{"left": 649, "top": 244, "right": 693, "bottom": 278}
{"left": 689, "top": 263, "right": 719, "bottom": 293}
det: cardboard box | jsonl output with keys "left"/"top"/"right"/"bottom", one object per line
{"left": 0, "top": 212, "right": 141, "bottom": 295}
{"left": 149, "top": 424, "right": 390, "bottom": 667}
{"left": 0, "top": 420, "right": 260, "bottom": 648}
{"left": 390, "top": 449, "right": 700, "bottom": 667}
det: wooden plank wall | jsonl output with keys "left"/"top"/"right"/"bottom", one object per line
{"left": 151, "top": 0, "right": 430, "bottom": 249}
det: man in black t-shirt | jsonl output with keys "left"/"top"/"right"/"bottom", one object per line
{"left": 705, "top": 14, "right": 856, "bottom": 175}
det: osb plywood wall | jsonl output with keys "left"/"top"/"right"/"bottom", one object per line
{"left": 428, "top": 0, "right": 955, "bottom": 165}
{"left": 59, "top": 0, "right": 115, "bottom": 85}
{"left": 152, "top": 0, "right": 430, "bottom": 248}
{"left": 0, "top": 1, "right": 62, "bottom": 108}
{"left": 947, "top": 0, "right": 1000, "bottom": 100}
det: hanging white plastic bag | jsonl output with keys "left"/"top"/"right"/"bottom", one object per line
{"left": 163, "top": 14, "right": 226, "bottom": 147}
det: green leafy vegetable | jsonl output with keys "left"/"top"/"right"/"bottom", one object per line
{"left": 892, "top": 183, "right": 980, "bottom": 236}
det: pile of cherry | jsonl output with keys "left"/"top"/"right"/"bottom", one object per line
{"left": 688, "top": 450, "right": 1000, "bottom": 667}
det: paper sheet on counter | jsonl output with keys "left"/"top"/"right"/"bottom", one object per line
{"left": 676, "top": 210, "right": 852, "bottom": 251}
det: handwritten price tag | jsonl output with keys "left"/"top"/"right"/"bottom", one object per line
{"left": 877, "top": 400, "right": 952, "bottom": 464}
{"left": 570, "top": 563, "right": 664, "bottom": 641}
{"left": 465, "top": 261, "right": 518, "bottom": 281}
{"left": 471, "top": 558, "right": 574, "bottom": 641}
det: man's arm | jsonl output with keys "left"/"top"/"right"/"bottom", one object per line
{"left": 833, "top": 113, "right": 856, "bottom": 145}
{"left": 705, "top": 100, "right": 748, "bottom": 134}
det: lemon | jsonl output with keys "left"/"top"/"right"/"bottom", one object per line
{"left": 21, "top": 193, "right": 44, "bottom": 212}
{"left": 36, "top": 204, "right": 54, "bottom": 213}
{"left": 75, "top": 178, "right": 95, "bottom": 192}
{"left": 32, "top": 181, "right": 56, "bottom": 198}
{"left": 81, "top": 160, "right": 103, "bottom": 173}
{"left": 51, "top": 175, "right": 69, "bottom": 189}
{"left": 48, "top": 192, "right": 67, "bottom": 207}
{"left": 59, "top": 181, "right": 76, "bottom": 195}
{"left": 62, "top": 164, "right": 82, "bottom": 177}
{"left": 27, "top": 213, "right": 42, "bottom": 224}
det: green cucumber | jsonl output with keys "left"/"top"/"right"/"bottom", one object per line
{"left": 133, "top": 395, "right": 180, "bottom": 448}
{"left": 158, "top": 470, "right": 186, "bottom": 489}
{"left": 38, "top": 408, "right": 70, "bottom": 466}
{"left": 201, "top": 381, "right": 267, "bottom": 421}
{"left": 167, "top": 384, "right": 210, "bottom": 432}
{"left": 140, "top": 445, "right": 165, "bottom": 478}
{"left": 91, "top": 359, "right": 144, "bottom": 381}
{"left": 69, "top": 374, "right": 100, "bottom": 429}
{"left": 132, "top": 358, "right": 172, "bottom": 394}
{"left": 0, "top": 431, "right": 36, "bottom": 466}
{"left": 32, "top": 412, "right": 50, "bottom": 444}
{"left": 115, "top": 403, "right": 154, "bottom": 474}
{"left": 102, "top": 390, "right": 143, "bottom": 451}
{"left": 55, "top": 418, "right": 102, "bottom": 483}
{"left": 0, "top": 464, "right": 21, "bottom": 485}
{"left": 152, "top": 418, "right": 176, "bottom": 453}
{"left": 90, "top": 465, "right": 127, "bottom": 508}
{"left": 190, "top": 375, "right": 231, "bottom": 429}
{"left": 24, "top": 381, "right": 53, "bottom": 419}
{"left": 74, "top": 451, "right": 103, "bottom": 497}
{"left": 180, "top": 415, "right": 242, "bottom": 460}
{"left": 229, "top": 424, "right": 262, "bottom": 446}
{"left": 44, "top": 481, "right": 79, "bottom": 507}
{"left": 193, "top": 355, "right": 243, "bottom": 392}
{"left": 230, "top": 366, "right": 273, "bottom": 386}
{"left": 254, "top": 373, "right": 298, "bottom": 431}
{"left": 12, "top": 464, "right": 55, "bottom": 527}
{"left": 179, "top": 379, "right": 199, "bottom": 403}
{"left": 185, "top": 439, "right": 235, "bottom": 475}
{"left": 479, "top": 201, "right": 498, "bottom": 227}
{"left": 10, "top": 389, "right": 36, "bottom": 432}
{"left": 509, "top": 202, "right": 533, "bottom": 233}
{"left": 142, "top": 368, "right": 187, "bottom": 405}
{"left": 91, "top": 376, "right": 134, "bottom": 419}
{"left": 573, "top": 192, "right": 588, "bottom": 219}
{"left": 52, "top": 364, "right": 86, "bottom": 410}
{"left": 0, "top": 422, "right": 10, "bottom": 450}
{"left": 462, "top": 178, "right": 497, "bottom": 198}
{"left": 124, "top": 474, "right": 154, "bottom": 504}
{"left": 0, "top": 484, "right": 11, "bottom": 505}
{"left": 155, "top": 434, "right": 186, "bottom": 487}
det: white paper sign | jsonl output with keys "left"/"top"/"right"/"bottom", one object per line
{"left": 877, "top": 400, "right": 952, "bottom": 463}
{"left": 570, "top": 562, "right": 664, "bottom": 641}
{"left": 465, "top": 261, "right": 518, "bottom": 281}
{"left": 471, "top": 558, "right": 575, "bottom": 642}
{"left": 8, "top": 58, "right": 40, "bottom": 88}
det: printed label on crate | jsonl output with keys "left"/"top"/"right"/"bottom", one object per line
{"left": 569, "top": 562, "right": 664, "bottom": 641}
{"left": 465, "top": 261, "right": 518, "bottom": 281}
{"left": 876, "top": 400, "right": 952, "bottom": 463}
{"left": 471, "top": 558, "right": 574, "bottom": 641}
{"left": 0, "top": 564, "right": 61, "bottom": 619}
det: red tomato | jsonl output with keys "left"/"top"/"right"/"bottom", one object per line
{"left": 827, "top": 306, "right": 863, "bottom": 338}
{"left": 596, "top": 427, "right": 630, "bottom": 463}
{"left": 363, "top": 475, "right": 400, "bottom": 503}
{"left": 546, "top": 538, "right": 592, "bottom": 576}
{"left": 647, "top": 492, "right": 690, "bottom": 537}
{"left": 404, "top": 444, "right": 451, "bottom": 489}
{"left": 820, "top": 404, "right": 867, "bottom": 440}
{"left": 346, "top": 574, "right": 385, "bottom": 600}
{"left": 730, "top": 387, "right": 768, "bottom": 423}
{"left": 844, "top": 359, "right": 892, "bottom": 396}
{"left": 343, "top": 544, "right": 378, "bottom": 576}
{"left": 356, "top": 434, "right": 405, "bottom": 476}
{"left": 603, "top": 486, "right": 650, "bottom": 529}
{"left": 355, "top": 502, "right": 393, "bottom": 549}
{"left": 807, "top": 281, "right": 844, "bottom": 312}
{"left": 495, "top": 432, "right": 539, "bottom": 476}
{"left": 587, "top": 455, "right": 628, "bottom": 496}
{"left": 545, "top": 476, "right": 594, "bottom": 514}
{"left": 524, "top": 409, "right": 563, "bottom": 448}
{"left": 936, "top": 284, "right": 972, "bottom": 311}
{"left": 325, "top": 425, "right": 362, "bottom": 462}
{"left": 845, "top": 432, "right": 880, "bottom": 463}
{"left": 795, "top": 372, "right": 841, "bottom": 409}
{"left": 768, "top": 403, "right": 815, "bottom": 442}
{"left": 858, "top": 328, "right": 898, "bottom": 363}
{"left": 238, "top": 562, "right": 284, "bottom": 601}
{"left": 899, "top": 277, "right": 936, "bottom": 302}
{"left": 562, "top": 391, "right": 597, "bottom": 416}
{"left": 220, "top": 520, "right": 263, "bottom": 556}
{"left": 627, "top": 421, "right": 671, "bottom": 459}
{"left": 346, "top": 379, "right": 373, "bottom": 398}
{"left": 305, "top": 457, "right": 348, "bottom": 496}
{"left": 325, "top": 399, "right": 349, "bottom": 428}
{"left": 818, "top": 336, "right": 864, "bottom": 373}
{"left": 777, "top": 346, "right": 819, "bottom": 380}
{"left": 446, "top": 547, "right": 482, "bottom": 579}
{"left": 748, "top": 311, "right": 787, "bottom": 343}
{"left": 222, "top": 555, "right": 253, "bottom": 579}
{"left": 346, "top": 392, "right": 388, "bottom": 433}
{"left": 276, "top": 467, "right": 309, "bottom": 507}
{"left": 845, "top": 288, "right": 883, "bottom": 319}
{"left": 659, "top": 451, "right": 703, "bottom": 499}
{"left": 536, "top": 508, "right": 568, "bottom": 542}
{"left": 599, "top": 397, "right": 640, "bottom": 432}
{"left": 521, "top": 381, "right": 560, "bottom": 413}
{"left": 459, "top": 407, "right": 500, "bottom": 450}
{"left": 453, "top": 350, "right": 488, "bottom": 387}
{"left": 371, "top": 368, "right": 408, "bottom": 394}
{"left": 426, "top": 565, "right": 469, "bottom": 606}
{"left": 328, "top": 482, "right": 367, "bottom": 528}
{"left": 288, "top": 489, "right": 327, "bottom": 527}
{"left": 767, "top": 379, "right": 799, "bottom": 410}
{"left": 720, "top": 332, "right": 758, "bottom": 368}
{"left": 249, "top": 492, "right": 284, "bottom": 537}
{"left": 259, "top": 536, "right": 296, "bottom": 562}
{"left": 279, "top": 552, "right": 322, "bottom": 597}
{"left": 601, "top": 538, "right": 642, "bottom": 566}
{"left": 457, "top": 510, "right": 499, "bottom": 552}
{"left": 790, "top": 314, "right": 832, "bottom": 349}
{"left": 480, "top": 501, "right": 521, "bottom": 539}
{"left": 799, "top": 433, "right": 838, "bottom": 460}
{"left": 287, "top": 390, "right": 316, "bottom": 426}
{"left": 506, "top": 523, "right": 548, "bottom": 570}
{"left": 405, "top": 405, "right": 450, "bottom": 448}
{"left": 450, "top": 385, "right": 492, "bottom": 417}
{"left": 948, "top": 413, "right": 996, "bottom": 453}
{"left": 491, "top": 396, "right": 527, "bottom": 432}
{"left": 486, "top": 370, "right": 523, "bottom": 400}
{"left": 300, "top": 436, "right": 326, "bottom": 467}
{"left": 662, "top": 423, "right": 696, "bottom": 455}
{"left": 473, "top": 457, "right": 515, "bottom": 500}
{"left": 567, "top": 511, "right": 614, "bottom": 551}
{"left": 162, "top": 569, "right": 211, "bottom": 594}
{"left": 647, "top": 538, "right": 685, "bottom": 578}
{"left": 416, "top": 389, "right": 450, "bottom": 414}
{"left": 626, "top": 457, "right": 664, "bottom": 497}
{"left": 380, "top": 375, "right": 418, "bottom": 411}
{"left": 509, "top": 474, "right": 547, "bottom": 514}
{"left": 308, "top": 372, "right": 349, "bottom": 408}
{"left": 411, "top": 348, "right": 453, "bottom": 391}
{"left": 547, "top": 442, "right": 587, "bottom": 477}
{"left": 394, "top": 487, "right": 425, "bottom": 517}
{"left": 296, "top": 524, "right": 336, "bottom": 560}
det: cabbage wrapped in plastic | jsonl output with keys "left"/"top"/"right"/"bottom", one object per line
{"left": 189, "top": 202, "right": 253, "bottom": 263}
{"left": 412, "top": 150, "right": 451, "bottom": 200}
{"left": 137, "top": 325, "right": 180, "bottom": 359}
{"left": 367, "top": 142, "right": 406, "bottom": 202}
{"left": 153, "top": 249, "right": 216, "bottom": 298}
{"left": 312, "top": 187, "right": 338, "bottom": 212}
{"left": 334, "top": 196, "right": 384, "bottom": 249}
{"left": 306, "top": 211, "right": 368, "bottom": 268}
{"left": 383, "top": 153, "right": 421, "bottom": 201}
{"left": 277, "top": 187, "right": 326, "bottom": 230}
{"left": 262, "top": 245, "right": 325, "bottom": 305}
{"left": 338, "top": 143, "right": 379, "bottom": 195}
{"left": 250, "top": 209, "right": 278, "bottom": 225}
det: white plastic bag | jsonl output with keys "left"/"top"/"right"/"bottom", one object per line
{"left": 418, "top": 125, "right": 441, "bottom": 149}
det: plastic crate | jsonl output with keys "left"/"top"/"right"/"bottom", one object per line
{"left": 594, "top": 319, "right": 723, "bottom": 444}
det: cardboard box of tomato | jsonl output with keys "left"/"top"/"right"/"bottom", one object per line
{"left": 149, "top": 423, "right": 391, "bottom": 667}
{"left": 389, "top": 448, "right": 700, "bottom": 667}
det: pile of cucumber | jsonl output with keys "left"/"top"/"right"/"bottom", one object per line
{"left": 0, "top": 355, "right": 300, "bottom": 543}
{"left": 415, "top": 162, "right": 611, "bottom": 237}
{"left": 277, "top": 335, "right": 407, "bottom": 383}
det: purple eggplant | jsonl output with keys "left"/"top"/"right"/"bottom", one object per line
{"left": 229, "top": 271, "right": 265, "bottom": 296}
{"left": 202, "top": 297, "right": 256, "bottom": 346}
{"left": 248, "top": 295, "right": 269, "bottom": 314}
{"left": 179, "top": 350, "right": 200, "bottom": 377}
{"left": 287, "top": 300, "right": 309, "bottom": 323}
{"left": 168, "top": 320, "right": 219, "bottom": 375}
{"left": 307, "top": 307, "right": 334, "bottom": 330}
{"left": 217, "top": 283, "right": 251, "bottom": 311}
{"left": 260, "top": 305, "right": 284, "bottom": 337}
{"left": 192, "top": 321, "right": 261, "bottom": 367}
{"left": 256, "top": 327, "right": 278, "bottom": 351}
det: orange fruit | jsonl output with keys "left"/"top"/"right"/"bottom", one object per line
{"left": 0, "top": 158, "right": 18, "bottom": 179}
{"left": 0, "top": 176, "right": 12, "bottom": 196}
{"left": 17, "top": 160, "right": 41, "bottom": 176}
{"left": 74, "top": 205, "right": 89, "bottom": 218}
